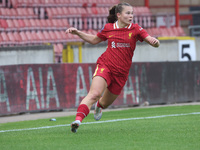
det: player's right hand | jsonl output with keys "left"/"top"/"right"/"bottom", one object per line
{"left": 65, "top": 27, "right": 79, "bottom": 35}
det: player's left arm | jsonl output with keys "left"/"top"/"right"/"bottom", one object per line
{"left": 144, "top": 35, "right": 160, "bottom": 48}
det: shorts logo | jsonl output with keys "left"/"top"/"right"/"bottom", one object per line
{"left": 100, "top": 68, "right": 105, "bottom": 73}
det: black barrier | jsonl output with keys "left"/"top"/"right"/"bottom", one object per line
{"left": 128, "top": 62, "right": 200, "bottom": 105}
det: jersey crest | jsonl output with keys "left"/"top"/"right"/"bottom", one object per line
{"left": 128, "top": 33, "right": 132, "bottom": 39}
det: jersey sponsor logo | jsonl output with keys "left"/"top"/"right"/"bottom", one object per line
{"left": 111, "top": 41, "right": 130, "bottom": 48}
{"left": 117, "top": 43, "right": 130, "bottom": 47}
{"left": 111, "top": 41, "right": 116, "bottom": 48}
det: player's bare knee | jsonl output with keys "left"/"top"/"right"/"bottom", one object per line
{"left": 88, "top": 91, "right": 102, "bottom": 102}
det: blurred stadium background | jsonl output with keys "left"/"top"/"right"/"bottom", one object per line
{"left": 0, "top": 0, "right": 200, "bottom": 116}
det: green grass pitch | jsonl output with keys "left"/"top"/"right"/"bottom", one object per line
{"left": 0, "top": 105, "right": 200, "bottom": 150}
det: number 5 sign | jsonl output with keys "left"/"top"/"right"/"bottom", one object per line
{"left": 179, "top": 40, "right": 196, "bottom": 61}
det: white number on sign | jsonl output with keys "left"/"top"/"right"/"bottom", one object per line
{"left": 181, "top": 44, "right": 191, "bottom": 61}
{"left": 179, "top": 40, "right": 196, "bottom": 61}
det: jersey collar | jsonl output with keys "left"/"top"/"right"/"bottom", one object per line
{"left": 114, "top": 21, "right": 132, "bottom": 29}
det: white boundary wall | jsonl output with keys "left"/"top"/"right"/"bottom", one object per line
{"left": 0, "top": 38, "right": 199, "bottom": 65}
{"left": 79, "top": 37, "right": 200, "bottom": 63}
{"left": 0, "top": 45, "right": 54, "bottom": 66}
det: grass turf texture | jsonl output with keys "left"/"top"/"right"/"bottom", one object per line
{"left": 0, "top": 105, "right": 200, "bottom": 150}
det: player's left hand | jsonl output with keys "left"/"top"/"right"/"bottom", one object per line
{"left": 149, "top": 37, "right": 160, "bottom": 47}
{"left": 144, "top": 36, "right": 160, "bottom": 47}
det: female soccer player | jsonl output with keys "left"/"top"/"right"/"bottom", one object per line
{"left": 65, "top": 2, "right": 160, "bottom": 133}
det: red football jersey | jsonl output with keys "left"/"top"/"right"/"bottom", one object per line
{"left": 97, "top": 22, "right": 149, "bottom": 76}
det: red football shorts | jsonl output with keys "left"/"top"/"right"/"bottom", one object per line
{"left": 93, "top": 64, "right": 128, "bottom": 95}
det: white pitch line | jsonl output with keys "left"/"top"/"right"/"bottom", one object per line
{"left": 0, "top": 112, "right": 200, "bottom": 133}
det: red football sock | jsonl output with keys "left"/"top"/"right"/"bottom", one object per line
{"left": 75, "top": 104, "right": 90, "bottom": 122}
{"left": 97, "top": 100, "right": 104, "bottom": 109}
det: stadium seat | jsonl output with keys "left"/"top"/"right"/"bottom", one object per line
{"left": 1, "top": 32, "right": 10, "bottom": 45}
{"left": 42, "top": 0, "right": 56, "bottom": 7}
{"left": 17, "top": 19, "right": 26, "bottom": 30}
{"left": 51, "top": 19, "right": 61, "bottom": 29}
{"left": 51, "top": 7, "right": 59, "bottom": 18}
{"left": 19, "top": 31, "right": 29, "bottom": 45}
{"left": 67, "top": 7, "right": 81, "bottom": 17}
{"left": 54, "top": 31, "right": 66, "bottom": 43}
{"left": 6, "top": 19, "right": 16, "bottom": 31}
{"left": 0, "top": 0, "right": 187, "bottom": 46}
{"left": 25, "top": 31, "right": 35, "bottom": 44}
{"left": 23, "top": 19, "right": 32, "bottom": 30}
{"left": 27, "top": 8, "right": 37, "bottom": 19}
{"left": 26, "top": 31, "right": 43, "bottom": 44}
{"left": 32, "top": 19, "right": 43, "bottom": 30}
{"left": 59, "top": 31, "right": 67, "bottom": 40}
{"left": 56, "top": 7, "right": 64, "bottom": 18}
{"left": 0, "top": 19, "right": 8, "bottom": 31}
{"left": 0, "top": 34, "right": 3, "bottom": 46}
{"left": 69, "top": 0, "right": 82, "bottom": 7}
{"left": 54, "top": 43, "right": 63, "bottom": 55}
{"left": 45, "top": 8, "right": 53, "bottom": 19}
{"left": 133, "top": 6, "right": 153, "bottom": 28}
{"left": 45, "top": 19, "right": 53, "bottom": 30}
{"left": 150, "top": 28, "right": 162, "bottom": 37}
{"left": 12, "top": 19, "right": 21, "bottom": 29}
{"left": 7, "top": 32, "right": 17, "bottom": 45}
{"left": 57, "top": 43, "right": 63, "bottom": 53}
{"left": 36, "top": 31, "right": 46, "bottom": 43}
{"left": 40, "top": 19, "right": 54, "bottom": 30}
{"left": 13, "top": 32, "right": 22, "bottom": 44}
{"left": 96, "top": 0, "right": 108, "bottom": 7}
{"left": 96, "top": 7, "right": 109, "bottom": 16}
{"left": 40, "top": 19, "right": 48, "bottom": 28}
{"left": 35, "top": 19, "right": 42, "bottom": 29}
{"left": 31, "top": 0, "right": 42, "bottom": 7}
{"left": 29, "top": 19, "right": 39, "bottom": 30}
{"left": 166, "top": 28, "right": 175, "bottom": 36}
{"left": 87, "top": 29, "right": 98, "bottom": 35}
{"left": 48, "top": 31, "right": 58, "bottom": 41}
{"left": 61, "top": 19, "right": 69, "bottom": 28}
{"left": 0, "top": 8, "right": 15, "bottom": 19}
{"left": 43, "top": 31, "right": 53, "bottom": 43}
{"left": 176, "top": 26, "right": 186, "bottom": 36}
{"left": 61, "top": 7, "right": 69, "bottom": 16}
{"left": 53, "top": 43, "right": 63, "bottom": 63}
{"left": 55, "top": 0, "right": 70, "bottom": 7}
{"left": 16, "top": 8, "right": 26, "bottom": 19}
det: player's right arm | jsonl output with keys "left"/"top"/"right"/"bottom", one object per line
{"left": 65, "top": 27, "right": 102, "bottom": 45}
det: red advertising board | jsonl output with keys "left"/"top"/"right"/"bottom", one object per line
{"left": 0, "top": 62, "right": 200, "bottom": 115}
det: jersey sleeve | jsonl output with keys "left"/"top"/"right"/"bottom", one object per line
{"left": 97, "top": 25, "right": 107, "bottom": 41}
{"left": 136, "top": 24, "right": 149, "bottom": 42}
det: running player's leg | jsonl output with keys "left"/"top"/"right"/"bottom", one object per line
{"left": 71, "top": 76, "right": 107, "bottom": 133}
{"left": 98, "top": 88, "right": 118, "bottom": 108}
{"left": 94, "top": 75, "right": 127, "bottom": 121}
{"left": 80, "top": 76, "right": 107, "bottom": 109}
{"left": 94, "top": 89, "right": 118, "bottom": 120}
